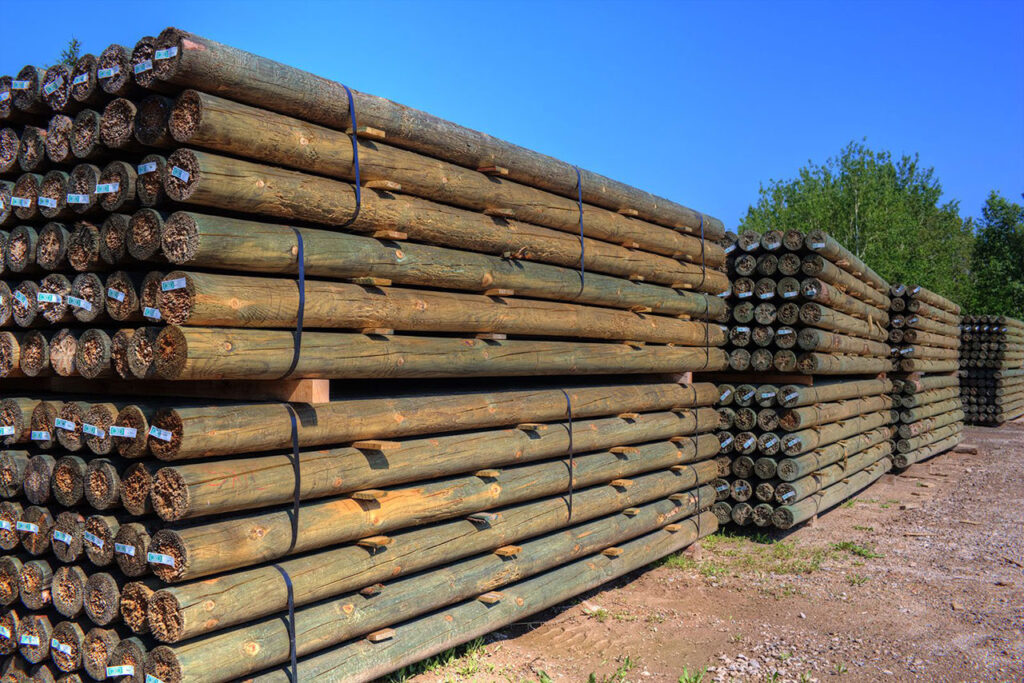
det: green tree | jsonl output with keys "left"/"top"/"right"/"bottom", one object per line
{"left": 740, "top": 140, "right": 975, "bottom": 307}
{"left": 59, "top": 38, "right": 82, "bottom": 66}
{"left": 968, "top": 192, "right": 1024, "bottom": 316}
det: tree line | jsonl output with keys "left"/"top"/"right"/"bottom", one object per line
{"left": 739, "top": 140, "right": 1023, "bottom": 317}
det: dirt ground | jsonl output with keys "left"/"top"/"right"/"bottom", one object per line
{"left": 405, "top": 422, "right": 1024, "bottom": 683}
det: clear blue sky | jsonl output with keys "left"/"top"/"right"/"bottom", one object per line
{"left": 2, "top": 0, "right": 1021, "bottom": 229}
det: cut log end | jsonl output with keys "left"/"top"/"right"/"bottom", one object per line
{"left": 82, "top": 627, "right": 120, "bottom": 681}
{"left": 113, "top": 522, "right": 152, "bottom": 577}
{"left": 128, "top": 208, "right": 165, "bottom": 260}
{"left": 100, "top": 98, "right": 136, "bottom": 148}
{"left": 52, "top": 565, "right": 86, "bottom": 617}
{"left": 146, "top": 592, "right": 185, "bottom": 643}
{"left": 153, "top": 325, "right": 188, "bottom": 380}
{"left": 120, "top": 582, "right": 154, "bottom": 634}
{"left": 145, "top": 644, "right": 182, "bottom": 683}
{"left": 164, "top": 149, "right": 200, "bottom": 202}
{"left": 161, "top": 211, "right": 199, "bottom": 264}
{"left": 84, "top": 572, "right": 120, "bottom": 626}
{"left": 169, "top": 89, "right": 201, "bottom": 142}
{"left": 121, "top": 463, "right": 155, "bottom": 516}
{"left": 158, "top": 271, "right": 195, "bottom": 325}
{"left": 50, "top": 329, "right": 78, "bottom": 377}
{"left": 108, "top": 637, "right": 147, "bottom": 683}
{"left": 151, "top": 468, "right": 188, "bottom": 521}
{"left": 136, "top": 95, "right": 174, "bottom": 146}
{"left": 86, "top": 460, "right": 120, "bottom": 510}
{"left": 148, "top": 530, "right": 187, "bottom": 582}
{"left": 114, "top": 405, "right": 150, "bottom": 459}
{"left": 85, "top": 515, "right": 118, "bottom": 566}
{"left": 76, "top": 328, "right": 112, "bottom": 380}
{"left": 148, "top": 410, "right": 183, "bottom": 460}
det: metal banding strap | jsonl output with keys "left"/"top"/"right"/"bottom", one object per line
{"left": 272, "top": 564, "right": 298, "bottom": 682}
{"left": 560, "top": 389, "right": 575, "bottom": 519}
{"left": 271, "top": 405, "right": 302, "bottom": 682}
{"left": 339, "top": 84, "right": 363, "bottom": 228}
{"left": 280, "top": 228, "right": 306, "bottom": 379}
{"left": 574, "top": 166, "right": 585, "bottom": 287}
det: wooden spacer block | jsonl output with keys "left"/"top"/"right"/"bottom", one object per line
{"left": 353, "top": 440, "right": 401, "bottom": 451}
{"left": 671, "top": 283, "right": 694, "bottom": 290}
{"left": 360, "top": 328, "right": 394, "bottom": 336}
{"left": 668, "top": 492, "right": 691, "bottom": 502}
{"left": 516, "top": 423, "right": 548, "bottom": 432}
{"left": 475, "top": 469, "right": 501, "bottom": 479}
{"left": 351, "top": 276, "right": 391, "bottom": 287}
{"left": 359, "top": 583, "right": 385, "bottom": 596}
{"left": 669, "top": 465, "right": 689, "bottom": 473}
{"left": 669, "top": 435, "right": 693, "bottom": 444}
{"left": 602, "top": 547, "right": 623, "bottom": 558}
{"left": 467, "top": 511, "right": 499, "bottom": 524}
{"left": 366, "top": 628, "right": 395, "bottom": 643}
{"left": 621, "top": 340, "right": 646, "bottom": 349}
{"left": 620, "top": 240, "right": 641, "bottom": 249}
{"left": 477, "top": 165, "right": 509, "bottom": 176}
{"left": 622, "top": 507, "right": 640, "bottom": 517}
{"left": 475, "top": 333, "right": 507, "bottom": 340}
{"left": 364, "top": 179, "right": 402, "bottom": 192}
{"left": 494, "top": 545, "right": 521, "bottom": 557}
{"left": 610, "top": 479, "right": 633, "bottom": 489}
{"left": 617, "top": 207, "right": 639, "bottom": 217}
{"left": 478, "top": 591, "right": 503, "bottom": 604}
{"left": 628, "top": 305, "right": 652, "bottom": 313}
{"left": 628, "top": 274, "right": 645, "bottom": 282}
{"left": 484, "top": 288, "right": 515, "bottom": 297}
{"left": 664, "top": 523, "right": 682, "bottom": 533}
{"left": 347, "top": 125, "right": 387, "bottom": 140}
{"left": 617, "top": 412, "right": 641, "bottom": 420}
{"left": 352, "top": 489, "right": 387, "bottom": 501}
{"left": 484, "top": 207, "right": 516, "bottom": 218}
{"left": 357, "top": 536, "right": 393, "bottom": 550}
{"left": 610, "top": 446, "right": 639, "bottom": 456}
{"left": 370, "top": 229, "right": 407, "bottom": 240}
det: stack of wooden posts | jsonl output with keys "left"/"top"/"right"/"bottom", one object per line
{"left": 959, "top": 316, "right": 1024, "bottom": 425}
{"left": 887, "top": 285, "right": 964, "bottom": 466}
{"left": 711, "top": 229, "right": 895, "bottom": 529}
{"left": 0, "top": 28, "right": 732, "bottom": 682}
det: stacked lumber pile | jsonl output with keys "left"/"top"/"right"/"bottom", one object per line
{"left": 960, "top": 316, "right": 1024, "bottom": 425}
{"left": 887, "top": 285, "right": 964, "bottom": 466}
{"left": 712, "top": 229, "right": 895, "bottom": 528}
{"left": 0, "top": 28, "right": 730, "bottom": 682}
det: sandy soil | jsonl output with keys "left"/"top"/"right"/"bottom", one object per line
{"left": 404, "top": 422, "right": 1024, "bottom": 683}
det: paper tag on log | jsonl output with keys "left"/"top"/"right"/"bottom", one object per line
{"left": 782, "top": 490, "right": 795, "bottom": 500}
{"left": 782, "top": 291, "right": 796, "bottom": 298}
{"left": 143, "top": 306, "right": 162, "bottom": 320}
{"left": 13, "top": 291, "right": 29, "bottom": 307}
{"left": 16, "top": 521, "right": 39, "bottom": 533}
{"left": 0, "top": 426, "right": 14, "bottom": 436}
{"left": 37, "top": 291, "right": 62, "bottom": 304}
{"left": 107, "top": 288, "right": 127, "bottom": 302}
{"left": 785, "top": 391, "right": 799, "bottom": 401}
{"left": 95, "top": 182, "right": 120, "bottom": 194}
{"left": 146, "top": 675, "right": 167, "bottom": 683}
{"left": 10, "top": 80, "right": 30, "bottom": 90}
{"left": 42, "top": 76, "right": 64, "bottom": 95}
{"left": 737, "top": 291, "right": 752, "bottom": 299}
{"left": 724, "top": 243, "right": 736, "bottom": 253}
{"left": 757, "top": 291, "right": 773, "bottom": 300}
{"left": 67, "top": 296, "right": 93, "bottom": 311}
{"left": 19, "top": 634, "right": 39, "bottom": 646}
{"left": 721, "top": 435, "right": 733, "bottom": 447}
{"left": 719, "top": 388, "right": 732, "bottom": 401}
{"left": 154, "top": 46, "right": 179, "bottom": 59}
{"left": 53, "top": 529, "right": 73, "bottom": 544}
{"left": 743, "top": 437, "right": 755, "bottom": 449}
{"left": 115, "top": 542, "right": 136, "bottom": 556}
{"left": 161, "top": 277, "right": 187, "bottom": 292}
{"left": 811, "top": 241, "right": 825, "bottom": 249}
{"left": 170, "top": 166, "right": 190, "bottom": 182}
{"left": 97, "top": 66, "right": 120, "bottom": 79}
{"left": 716, "top": 483, "right": 729, "bottom": 493}
{"left": 764, "top": 435, "right": 778, "bottom": 448}
{"left": 30, "top": 430, "right": 50, "bottom": 441}
{"left": 10, "top": 197, "right": 31, "bottom": 208}
{"left": 106, "top": 665, "right": 134, "bottom": 677}
{"left": 147, "top": 551, "right": 175, "bottom": 567}
{"left": 137, "top": 161, "right": 158, "bottom": 174}
{"left": 0, "top": 520, "right": 10, "bottom": 530}
{"left": 0, "top": 625, "right": 8, "bottom": 638}
{"left": 735, "top": 326, "right": 749, "bottom": 334}
{"left": 786, "top": 437, "right": 800, "bottom": 449}
{"left": 55, "top": 417, "right": 75, "bottom": 431}
{"left": 0, "top": 91, "right": 9, "bottom": 101}
{"left": 84, "top": 531, "right": 104, "bottom": 548}
{"left": 134, "top": 60, "right": 153, "bottom": 74}
{"left": 83, "top": 423, "right": 105, "bottom": 438}
{"left": 109, "top": 425, "right": 137, "bottom": 438}
{"left": 72, "top": 73, "right": 89, "bottom": 86}
{"left": 67, "top": 193, "right": 90, "bottom": 204}
{"left": 148, "top": 426, "right": 173, "bottom": 441}
{"left": 51, "top": 638, "right": 73, "bottom": 655}
{"left": 38, "top": 196, "right": 58, "bottom": 209}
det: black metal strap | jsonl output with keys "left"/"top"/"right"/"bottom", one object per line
{"left": 560, "top": 389, "right": 575, "bottom": 519}
{"left": 339, "top": 84, "right": 363, "bottom": 228}
{"left": 573, "top": 166, "right": 585, "bottom": 287}
{"left": 272, "top": 564, "right": 298, "bottom": 682}
{"left": 280, "top": 228, "right": 305, "bottom": 379}
{"left": 284, "top": 405, "right": 301, "bottom": 553}
{"left": 695, "top": 212, "right": 710, "bottom": 367}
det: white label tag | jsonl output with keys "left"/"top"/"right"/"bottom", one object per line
{"left": 786, "top": 437, "right": 800, "bottom": 448}
{"left": 0, "top": 426, "right": 14, "bottom": 436}
{"left": 765, "top": 436, "right": 778, "bottom": 447}
{"left": 724, "top": 244, "right": 736, "bottom": 253}
{"left": 20, "top": 634, "right": 39, "bottom": 646}
{"left": 149, "top": 426, "right": 173, "bottom": 441}
{"left": 782, "top": 291, "right": 796, "bottom": 298}
{"left": 97, "top": 66, "right": 120, "bottom": 79}
{"left": 743, "top": 438, "right": 755, "bottom": 449}
{"left": 720, "top": 388, "right": 732, "bottom": 401}
{"left": 147, "top": 551, "right": 175, "bottom": 567}
{"left": 0, "top": 520, "right": 10, "bottom": 530}
{"left": 10, "top": 197, "right": 31, "bottom": 208}
{"left": 37, "top": 292, "right": 62, "bottom": 304}
{"left": 161, "top": 277, "right": 186, "bottom": 292}
{"left": 42, "top": 76, "right": 64, "bottom": 95}
{"left": 30, "top": 431, "right": 51, "bottom": 441}
{"left": 0, "top": 625, "right": 8, "bottom": 638}
{"left": 811, "top": 241, "right": 826, "bottom": 249}
{"left": 38, "top": 197, "right": 58, "bottom": 209}
{"left": 721, "top": 435, "right": 733, "bottom": 447}
{"left": 154, "top": 46, "right": 179, "bottom": 59}
{"left": 109, "top": 425, "right": 138, "bottom": 438}
{"left": 55, "top": 417, "right": 75, "bottom": 431}
{"left": 170, "top": 166, "right": 190, "bottom": 182}
{"left": 107, "top": 288, "right": 127, "bottom": 302}
{"left": 143, "top": 306, "right": 162, "bottom": 320}
{"left": 95, "top": 182, "right": 120, "bottom": 194}
{"left": 785, "top": 391, "right": 799, "bottom": 401}
{"left": 68, "top": 296, "right": 93, "bottom": 311}
{"left": 16, "top": 521, "right": 39, "bottom": 533}
{"left": 735, "top": 326, "right": 749, "bottom": 334}
{"left": 146, "top": 675, "right": 166, "bottom": 683}
{"left": 137, "top": 161, "right": 158, "bottom": 174}
{"left": 782, "top": 491, "right": 795, "bottom": 500}
{"left": 72, "top": 73, "right": 89, "bottom": 86}
{"left": 134, "top": 60, "right": 153, "bottom": 74}
{"left": 757, "top": 291, "right": 773, "bottom": 300}
{"left": 115, "top": 542, "right": 136, "bottom": 556}
{"left": 84, "top": 531, "right": 104, "bottom": 548}
{"left": 67, "top": 193, "right": 90, "bottom": 204}
{"left": 13, "top": 291, "right": 29, "bottom": 307}
{"left": 0, "top": 91, "right": 9, "bottom": 101}
{"left": 107, "top": 665, "right": 135, "bottom": 677}
{"left": 10, "top": 80, "right": 30, "bottom": 90}
{"left": 83, "top": 423, "right": 105, "bottom": 437}
{"left": 53, "top": 529, "right": 73, "bottom": 544}
{"left": 51, "top": 638, "right": 73, "bottom": 655}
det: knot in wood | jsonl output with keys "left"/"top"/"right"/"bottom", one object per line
{"left": 244, "top": 641, "right": 260, "bottom": 656}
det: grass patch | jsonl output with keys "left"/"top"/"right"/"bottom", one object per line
{"left": 852, "top": 525, "right": 874, "bottom": 531}
{"left": 384, "top": 637, "right": 488, "bottom": 681}
{"left": 846, "top": 573, "right": 869, "bottom": 586}
{"left": 832, "top": 541, "right": 884, "bottom": 558}
{"left": 678, "top": 667, "right": 709, "bottom": 683}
